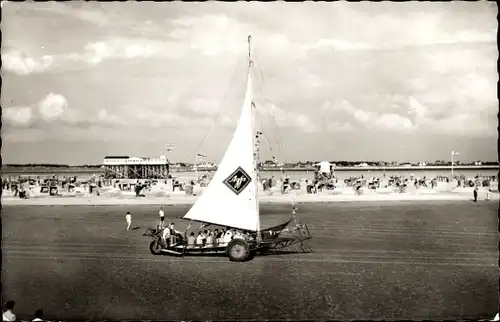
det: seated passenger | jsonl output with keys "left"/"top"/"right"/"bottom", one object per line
{"left": 233, "top": 230, "right": 243, "bottom": 240}
{"left": 217, "top": 229, "right": 225, "bottom": 244}
{"left": 168, "top": 223, "right": 182, "bottom": 246}
{"left": 187, "top": 232, "right": 196, "bottom": 248}
{"left": 206, "top": 232, "right": 214, "bottom": 247}
{"left": 162, "top": 226, "right": 171, "bottom": 245}
{"left": 195, "top": 231, "right": 204, "bottom": 247}
{"left": 202, "top": 229, "right": 208, "bottom": 246}
{"left": 222, "top": 230, "right": 233, "bottom": 244}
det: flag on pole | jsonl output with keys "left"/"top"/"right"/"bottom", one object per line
{"left": 452, "top": 151, "right": 459, "bottom": 155}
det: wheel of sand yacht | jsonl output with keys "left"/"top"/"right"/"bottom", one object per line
{"left": 226, "top": 239, "right": 251, "bottom": 262}
{"left": 149, "top": 241, "right": 162, "bottom": 255}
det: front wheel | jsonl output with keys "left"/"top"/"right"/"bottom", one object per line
{"left": 226, "top": 239, "right": 251, "bottom": 262}
{"left": 149, "top": 241, "right": 162, "bottom": 255}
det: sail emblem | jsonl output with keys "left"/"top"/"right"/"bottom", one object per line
{"left": 223, "top": 166, "right": 252, "bottom": 195}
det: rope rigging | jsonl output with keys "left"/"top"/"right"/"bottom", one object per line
{"left": 252, "top": 49, "right": 286, "bottom": 167}
{"left": 194, "top": 56, "right": 244, "bottom": 159}
{"left": 253, "top": 48, "right": 298, "bottom": 219}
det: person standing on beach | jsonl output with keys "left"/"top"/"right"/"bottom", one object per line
{"left": 158, "top": 206, "right": 165, "bottom": 225}
{"left": 473, "top": 186, "right": 478, "bottom": 202}
{"left": 125, "top": 212, "right": 132, "bottom": 231}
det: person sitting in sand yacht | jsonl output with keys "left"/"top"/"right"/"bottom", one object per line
{"left": 195, "top": 231, "right": 204, "bottom": 247}
{"left": 206, "top": 231, "right": 214, "bottom": 247}
{"left": 222, "top": 230, "right": 233, "bottom": 245}
{"left": 187, "top": 232, "right": 196, "bottom": 248}
{"left": 202, "top": 230, "right": 208, "bottom": 246}
{"left": 162, "top": 225, "right": 171, "bottom": 245}
{"left": 216, "top": 229, "right": 225, "bottom": 244}
{"left": 213, "top": 229, "right": 220, "bottom": 244}
{"left": 233, "top": 230, "right": 243, "bottom": 240}
{"left": 168, "top": 223, "right": 182, "bottom": 246}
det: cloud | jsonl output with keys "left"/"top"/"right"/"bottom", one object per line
{"left": 322, "top": 99, "right": 415, "bottom": 132}
{"left": 2, "top": 50, "right": 54, "bottom": 75}
{"left": 37, "top": 93, "right": 68, "bottom": 121}
{"left": 258, "top": 103, "right": 317, "bottom": 133}
{"left": 97, "top": 109, "right": 126, "bottom": 126}
{"left": 184, "top": 98, "right": 221, "bottom": 116}
{"left": 325, "top": 121, "right": 354, "bottom": 132}
{"left": 2, "top": 106, "right": 34, "bottom": 126}
{"left": 374, "top": 113, "right": 414, "bottom": 131}
{"left": 3, "top": 93, "right": 91, "bottom": 128}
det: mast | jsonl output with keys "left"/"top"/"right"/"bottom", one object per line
{"left": 248, "top": 34, "right": 262, "bottom": 242}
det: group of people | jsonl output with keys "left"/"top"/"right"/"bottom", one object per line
{"left": 186, "top": 228, "right": 251, "bottom": 248}
{"left": 2, "top": 300, "right": 44, "bottom": 321}
{"left": 151, "top": 206, "right": 251, "bottom": 248}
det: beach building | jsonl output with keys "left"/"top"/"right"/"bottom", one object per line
{"left": 315, "top": 161, "right": 335, "bottom": 174}
{"left": 102, "top": 155, "right": 170, "bottom": 179}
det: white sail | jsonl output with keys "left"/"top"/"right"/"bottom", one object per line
{"left": 183, "top": 57, "right": 259, "bottom": 232}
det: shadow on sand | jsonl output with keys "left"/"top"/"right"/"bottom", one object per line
{"left": 157, "top": 249, "right": 311, "bottom": 258}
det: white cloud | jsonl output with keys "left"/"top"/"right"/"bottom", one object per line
{"left": 258, "top": 103, "right": 317, "bottom": 133}
{"left": 2, "top": 106, "right": 34, "bottom": 125}
{"left": 375, "top": 113, "right": 414, "bottom": 131}
{"left": 3, "top": 129, "right": 47, "bottom": 143}
{"left": 184, "top": 98, "right": 221, "bottom": 116}
{"left": 37, "top": 93, "right": 68, "bottom": 121}
{"left": 2, "top": 50, "right": 54, "bottom": 75}
{"left": 408, "top": 96, "right": 427, "bottom": 125}
{"left": 325, "top": 121, "right": 354, "bottom": 132}
{"left": 323, "top": 99, "right": 414, "bottom": 132}
{"left": 97, "top": 109, "right": 126, "bottom": 126}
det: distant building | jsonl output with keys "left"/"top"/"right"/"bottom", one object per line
{"left": 315, "top": 161, "right": 334, "bottom": 173}
{"left": 418, "top": 162, "right": 428, "bottom": 166}
{"left": 475, "top": 161, "right": 482, "bottom": 166}
{"left": 102, "top": 155, "right": 169, "bottom": 179}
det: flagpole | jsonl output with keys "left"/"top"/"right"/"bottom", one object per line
{"left": 451, "top": 151, "right": 454, "bottom": 180}
{"left": 451, "top": 151, "right": 459, "bottom": 180}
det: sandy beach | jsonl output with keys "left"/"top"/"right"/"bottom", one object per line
{"left": 3, "top": 201, "right": 498, "bottom": 320}
{"left": 2, "top": 187, "right": 498, "bottom": 206}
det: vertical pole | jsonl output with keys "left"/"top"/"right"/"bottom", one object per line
{"left": 451, "top": 151, "right": 454, "bottom": 180}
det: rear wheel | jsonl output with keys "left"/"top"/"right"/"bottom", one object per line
{"left": 149, "top": 241, "right": 162, "bottom": 255}
{"left": 226, "top": 239, "right": 251, "bottom": 262}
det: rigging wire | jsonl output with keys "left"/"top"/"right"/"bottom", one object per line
{"left": 253, "top": 48, "right": 300, "bottom": 220}
{"left": 194, "top": 56, "right": 244, "bottom": 157}
{"left": 253, "top": 49, "right": 286, "bottom": 167}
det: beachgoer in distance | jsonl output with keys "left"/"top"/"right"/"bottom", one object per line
{"left": 32, "top": 309, "right": 43, "bottom": 322}
{"left": 473, "top": 186, "right": 478, "bottom": 202}
{"left": 2, "top": 300, "right": 16, "bottom": 322}
{"left": 125, "top": 212, "right": 132, "bottom": 231}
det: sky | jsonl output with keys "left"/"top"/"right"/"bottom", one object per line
{"left": 1, "top": 1, "right": 498, "bottom": 165}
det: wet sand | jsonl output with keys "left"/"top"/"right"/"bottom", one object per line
{"left": 2, "top": 201, "right": 499, "bottom": 320}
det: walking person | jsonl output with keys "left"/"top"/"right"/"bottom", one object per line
{"left": 125, "top": 212, "right": 132, "bottom": 231}
{"left": 473, "top": 186, "right": 478, "bottom": 202}
{"left": 158, "top": 206, "right": 165, "bottom": 226}
{"left": 2, "top": 301, "right": 16, "bottom": 322}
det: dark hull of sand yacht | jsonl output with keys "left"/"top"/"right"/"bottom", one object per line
{"left": 143, "top": 221, "right": 313, "bottom": 262}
